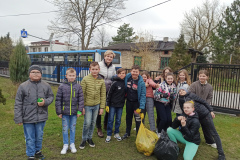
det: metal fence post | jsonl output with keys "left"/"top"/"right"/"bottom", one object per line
{"left": 57, "top": 64, "right": 60, "bottom": 83}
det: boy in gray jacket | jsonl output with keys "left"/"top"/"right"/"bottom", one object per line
{"left": 14, "top": 65, "right": 54, "bottom": 160}
{"left": 55, "top": 68, "right": 84, "bottom": 154}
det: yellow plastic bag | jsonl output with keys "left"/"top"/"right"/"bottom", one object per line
{"left": 135, "top": 121, "right": 159, "bottom": 156}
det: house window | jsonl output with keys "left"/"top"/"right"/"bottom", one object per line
{"left": 164, "top": 51, "right": 168, "bottom": 54}
{"left": 38, "top": 48, "right": 41, "bottom": 52}
{"left": 160, "top": 57, "right": 170, "bottom": 69}
{"left": 44, "top": 47, "right": 48, "bottom": 52}
{"left": 32, "top": 48, "right": 36, "bottom": 52}
{"left": 134, "top": 56, "right": 142, "bottom": 68}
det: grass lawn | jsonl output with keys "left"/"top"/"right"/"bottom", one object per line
{"left": 0, "top": 76, "right": 240, "bottom": 160}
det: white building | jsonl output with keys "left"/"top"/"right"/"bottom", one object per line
{"left": 28, "top": 40, "right": 78, "bottom": 52}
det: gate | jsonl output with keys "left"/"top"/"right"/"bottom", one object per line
{"left": 176, "top": 63, "right": 240, "bottom": 115}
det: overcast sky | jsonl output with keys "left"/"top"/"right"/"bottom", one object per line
{"left": 0, "top": 0, "right": 234, "bottom": 46}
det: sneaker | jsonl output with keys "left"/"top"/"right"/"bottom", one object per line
{"left": 133, "top": 127, "right": 136, "bottom": 131}
{"left": 35, "top": 151, "right": 44, "bottom": 159}
{"left": 70, "top": 143, "right": 77, "bottom": 153}
{"left": 206, "top": 143, "right": 217, "bottom": 149}
{"left": 114, "top": 133, "right": 122, "bottom": 141}
{"left": 79, "top": 140, "right": 86, "bottom": 149}
{"left": 121, "top": 133, "right": 129, "bottom": 140}
{"left": 105, "top": 136, "right": 111, "bottom": 143}
{"left": 28, "top": 157, "right": 35, "bottom": 160}
{"left": 87, "top": 139, "right": 95, "bottom": 147}
{"left": 157, "top": 133, "right": 161, "bottom": 138}
{"left": 60, "top": 144, "right": 68, "bottom": 154}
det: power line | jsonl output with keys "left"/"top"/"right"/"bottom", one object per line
{"left": 96, "top": 0, "right": 171, "bottom": 27}
{"left": 0, "top": 10, "right": 59, "bottom": 18}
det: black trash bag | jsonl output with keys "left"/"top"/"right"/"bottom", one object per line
{"left": 154, "top": 130, "right": 179, "bottom": 160}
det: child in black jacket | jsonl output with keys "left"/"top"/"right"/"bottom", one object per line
{"left": 167, "top": 101, "right": 200, "bottom": 160}
{"left": 178, "top": 86, "right": 225, "bottom": 160}
{"left": 105, "top": 68, "right": 126, "bottom": 143}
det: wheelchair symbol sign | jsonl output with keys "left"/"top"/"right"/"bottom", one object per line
{"left": 21, "top": 30, "right": 27, "bottom": 38}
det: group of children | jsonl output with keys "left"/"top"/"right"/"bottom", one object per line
{"left": 55, "top": 61, "right": 225, "bottom": 160}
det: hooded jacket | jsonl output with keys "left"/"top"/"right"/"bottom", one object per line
{"left": 81, "top": 73, "right": 106, "bottom": 109}
{"left": 98, "top": 59, "right": 116, "bottom": 92}
{"left": 125, "top": 73, "right": 146, "bottom": 109}
{"left": 55, "top": 79, "right": 84, "bottom": 115}
{"left": 179, "top": 92, "right": 213, "bottom": 120}
{"left": 172, "top": 112, "right": 201, "bottom": 145}
{"left": 172, "top": 82, "right": 189, "bottom": 114}
{"left": 14, "top": 79, "right": 54, "bottom": 124}
{"left": 106, "top": 76, "right": 125, "bottom": 108}
{"left": 154, "top": 81, "right": 177, "bottom": 104}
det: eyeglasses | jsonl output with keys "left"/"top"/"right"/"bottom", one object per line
{"left": 30, "top": 72, "right": 41, "bottom": 74}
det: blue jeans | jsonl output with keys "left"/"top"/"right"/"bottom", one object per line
{"left": 82, "top": 104, "right": 99, "bottom": 141}
{"left": 23, "top": 121, "right": 46, "bottom": 157}
{"left": 62, "top": 115, "right": 77, "bottom": 145}
{"left": 107, "top": 106, "right": 123, "bottom": 136}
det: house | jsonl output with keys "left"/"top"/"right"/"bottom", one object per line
{"left": 28, "top": 40, "right": 77, "bottom": 53}
{"left": 101, "top": 37, "right": 203, "bottom": 71}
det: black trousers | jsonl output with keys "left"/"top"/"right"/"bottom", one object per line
{"left": 125, "top": 100, "right": 141, "bottom": 136}
{"left": 200, "top": 113, "right": 225, "bottom": 156}
{"left": 155, "top": 101, "right": 172, "bottom": 133}
{"left": 96, "top": 110, "right": 108, "bottom": 129}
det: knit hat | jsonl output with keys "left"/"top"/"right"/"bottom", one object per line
{"left": 179, "top": 86, "right": 188, "bottom": 93}
{"left": 28, "top": 65, "right": 42, "bottom": 75}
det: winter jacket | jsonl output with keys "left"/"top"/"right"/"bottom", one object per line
{"left": 55, "top": 79, "right": 84, "bottom": 115}
{"left": 154, "top": 81, "right": 177, "bottom": 104}
{"left": 172, "top": 82, "right": 189, "bottom": 114}
{"left": 81, "top": 74, "right": 106, "bottom": 109}
{"left": 99, "top": 59, "right": 116, "bottom": 92}
{"left": 106, "top": 76, "right": 125, "bottom": 108}
{"left": 125, "top": 73, "right": 146, "bottom": 109}
{"left": 14, "top": 79, "right": 54, "bottom": 124}
{"left": 179, "top": 92, "right": 213, "bottom": 120}
{"left": 189, "top": 80, "right": 213, "bottom": 104}
{"left": 145, "top": 78, "right": 157, "bottom": 98}
{"left": 172, "top": 112, "right": 201, "bottom": 145}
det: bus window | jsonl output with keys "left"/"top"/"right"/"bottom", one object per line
{"left": 67, "top": 54, "right": 78, "bottom": 65}
{"left": 54, "top": 54, "right": 64, "bottom": 64}
{"left": 32, "top": 54, "right": 42, "bottom": 62}
{"left": 43, "top": 55, "right": 52, "bottom": 62}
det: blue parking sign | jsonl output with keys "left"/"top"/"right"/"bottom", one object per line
{"left": 21, "top": 30, "right": 27, "bottom": 38}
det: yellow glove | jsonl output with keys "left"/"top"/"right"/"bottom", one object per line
{"left": 140, "top": 113, "right": 144, "bottom": 119}
{"left": 135, "top": 108, "right": 141, "bottom": 114}
{"left": 105, "top": 106, "right": 109, "bottom": 113}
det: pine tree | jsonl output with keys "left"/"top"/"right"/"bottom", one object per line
{"left": 210, "top": 0, "right": 240, "bottom": 64}
{"left": 9, "top": 39, "right": 30, "bottom": 83}
{"left": 0, "top": 32, "right": 14, "bottom": 61}
{"left": 110, "top": 23, "right": 137, "bottom": 45}
{"left": 169, "top": 34, "right": 191, "bottom": 71}
{"left": 0, "top": 88, "right": 6, "bottom": 105}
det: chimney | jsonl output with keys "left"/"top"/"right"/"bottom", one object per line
{"left": 163, "top": 37, "right": 168, "bottom": 42}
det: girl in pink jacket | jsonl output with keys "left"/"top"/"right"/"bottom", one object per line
{"left": 141, "top": 71, "right": 159, "bottom": 131}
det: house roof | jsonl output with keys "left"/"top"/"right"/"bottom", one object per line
{"left": 101, "top": 41, "right": 176, "bottom": 51}
{"left": 29, "top": 40, "right": 72, "bottom": 46}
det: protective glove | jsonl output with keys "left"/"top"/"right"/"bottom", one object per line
{"left": 135, "top": 108, "right": 141, "bottom": 114}
{"left": 105, "top": 106, "right": 109, "bottom": 113}
{"left": 161, "top": 93, "right": 168, "bottom": 98}
{"left": 140, "top": 113, "right": 144, "bottom": 119}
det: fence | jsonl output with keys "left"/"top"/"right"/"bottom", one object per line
{"left": 179, "top": 63, "right": 240, "bottom": 115}
{"left": 1, "top": 61, "right": 240, "bottom": 114}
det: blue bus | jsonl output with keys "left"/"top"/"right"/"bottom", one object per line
{"left": 27, "top": 49, "right": 121, "bottom": 82}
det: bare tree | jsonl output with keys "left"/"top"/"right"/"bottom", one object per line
{"left": 95, "top": 27, "right": 109, "bottom": 48}
{"left": 180, "top": 0, "right": 225, "bottom": 52}
{"left": 48, "top": 0, "right": 127, "bottom": 50}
